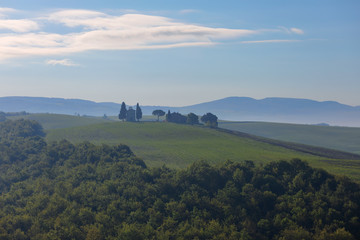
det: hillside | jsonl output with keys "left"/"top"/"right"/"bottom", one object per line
{"left": 5, "top": 113, "right": 360, "bottom": 180}
{"left": 219, "top": 122, "right": 360, "bottom": 155}
{"left": 45, "top": 121, "right": 360, "bottom": 181}
{"left": 0, "top": 119, "right": 359, "bottom": 240}
{"left": 1, "top": 96, "right": 360, "bottom": 126}
{"left": 8, "top": 113, "right": 112, "bottom": 129}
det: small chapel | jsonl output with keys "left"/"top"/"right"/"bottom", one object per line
{"left": 126, "top": 107, "right": 136, "bottom": 122}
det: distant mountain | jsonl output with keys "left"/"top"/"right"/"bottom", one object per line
{"left": 0, "top": 97, "right": 120, "bottom": 116}
{"left": 0, "top": 96, "right": 359, "bottom": 127}
{"left": 173, "top": 97, "right": 360, "bottom": 127}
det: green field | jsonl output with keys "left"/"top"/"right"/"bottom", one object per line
{"left": 8, "top": 113, "right": 360, "bottom": 181}
{"left": 46, "top": 122, "right": 318, "bottom": 167}
{"left": 44, "top": 120, "right": 360, "bottom": 181}
{"left": 8, "top": 113, "right": 112, "bottom": 129}
{"left": 219, "top": 121, "right": 360, "bottom": 154}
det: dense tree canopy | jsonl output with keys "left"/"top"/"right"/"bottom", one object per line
{"left": 166, "top": 111, "right": 187, "bottom": 124}
{"left": 201, "top": 112, "right": 218, "bottom": 127}
{"left": 186, "top": 113, "right": 199, "bottom": 125}
{"left": 0, "top": 119, "right": 359, "bottom": 240}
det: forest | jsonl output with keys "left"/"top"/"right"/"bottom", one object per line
{"left": 0, "top": 119, "right": 359, "bottom": 240}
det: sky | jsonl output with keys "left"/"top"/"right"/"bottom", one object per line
{"left": 0, "top": 0, "right": 359, "bottom": 106}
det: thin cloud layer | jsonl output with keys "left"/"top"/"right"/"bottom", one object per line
{"left": 290, "top": 28, "right": 304, "bottom": 35}
{"left": 278, "top": 26, "right": 305, "bottom": 35}
{"left": 241, "top": 39, "right": 301, "bottom": 44}
{"left": 46, "top": 59, "right": 79, "bottom": 66}
{"left": 0, "top": 7, "right": 17, "bottom": 18}
{"left": 0, "top": 8, "right": 304, "bottom": 62}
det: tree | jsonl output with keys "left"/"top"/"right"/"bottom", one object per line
{"left": 119, "top": 102, "right": 127, "bottom": 121}
{"left": 166, "top": 112, "right": 186, "bottom": 124}
{"left": 0, "top": 112, "right": 6, "bottom": 122}
{"left": 136, "top": 103, "right": 142, "bottom": 122}
{"left": 201, "top": 113, "right": 218, "bottom": 127}
{"left": 152, "top": 110, "right": 165, "bottom": 122}
{"left": 166, "top": 110, "right": 171, "bottom": 122}
{"left": 187, "top": 113, "right": 199, "bottom": 125}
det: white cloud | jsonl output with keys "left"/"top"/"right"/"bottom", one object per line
{"left": 278, "top": 26, "right": 304, "bottom": 35}
{"left": 179, "top": 9, "right": 199, "bottom": 14}
{"left": 0, "top": 8, "right": 304, "bottom": 62}
{"left": 0, "top": 19, "right": 39, "bottom": 32}
{"left": 241, "top": 39, "right": 301, "bottom": 44}
{"left": 0, "top": 7, "right": 17, "bottom": 18}
{"left": 290, "top": 28, "right": 304, "bottom": 35}
{"left": 0, "top": 8, "right": 39, "bottom": 32}
{"left": 46, "top": 59, "right": 79, "bottom": 66}
{"left": 47, "top": 9, "right": 106, "bottom": 28}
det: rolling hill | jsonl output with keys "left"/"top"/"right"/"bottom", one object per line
{"left": 1, "top": 96, "right": 360, "bottom": 126}
{"left": 42, "top": 119, "right": 360, "bottom": 181}
{"left": 5, "top": 113, "right": 360, "bottom": 181}
{"left": 219, "top": 121, "right": 360, "bottom": 155}
{"left": 1, "top": 118, "right": 359, "bottom": 239}
{"left": 8, "top": 113, "right": 112, "bottom": 129}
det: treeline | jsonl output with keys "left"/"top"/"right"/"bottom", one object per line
{"left": 158, "top": 110, "right": 218, "bottom": 127}
{"left": 0, "top": 111, "right": 29, "bottom": 122}
{"left": 0, "top": 120, "right": 359, "bottom": 239}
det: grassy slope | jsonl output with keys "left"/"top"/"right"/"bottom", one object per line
{"left": 46, "top": 121, "right": 360, "bottom": 181}
{"left": 219, "top": 121, "right": 360, "bottom": 154}
{"left": 9, "top": 114, "right": 359, "bottom": 181}
{"left": 8, "top": 113, "right": 112, "bottom": 129}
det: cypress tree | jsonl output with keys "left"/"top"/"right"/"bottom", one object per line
{"left": 166, "top": 110, "right": 171, "bottom": 122}
{"left": 136, "top": 103, "right": 142, "bottom": 121}
{"left": 119, "top": 102, "right": 127, "bottom": 121}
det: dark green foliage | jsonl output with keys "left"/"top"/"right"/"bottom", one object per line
{"left": 118, "top": 102, "right": 127, "bottom": 121}
{"left": 152, "top": 110, "right": 165, "bottom": 121}
{"left": 166, "top": 110, "right": 171, "bottom": 122}
{"left": 136, "top": 103, "right": 142, "bottom": 122}
{"left": 0, "top": 112, "right": 5, "bottom": 122}
{"left": 187, "top": 112, "right": 199, "bottom": 125}
{"left": 166, "top": 111, "right": 187, "bottom": 124}
{"left": 0, "top": 120, "right": 359, "bottom": 239}
{"left": 0, "top": 119, "right": 44, "bottom": 140}
{"left": 201, "top": 112, "right": 218, "bottom": 127}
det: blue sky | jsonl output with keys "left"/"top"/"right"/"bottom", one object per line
{"left": 0, "top": 0, "right": 359, "bottom": 106}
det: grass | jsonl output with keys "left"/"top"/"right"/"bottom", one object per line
{"left": 8, "top": 113, "right": 112, "bottom": 129}
{"left": 7, "top": 113, "right": 163, "bottom": 129}
{"left": 219, "top": 121, "right": 360, "bottom": 154}
{"left": 46, "top": 121, "right": 360, "bottom": 182}
{"left": 8, "top": 113, "right": 360, "bottom": 181}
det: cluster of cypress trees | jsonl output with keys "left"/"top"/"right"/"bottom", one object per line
{"left": 118, "top": 102, "right": 142, "bottom": 122}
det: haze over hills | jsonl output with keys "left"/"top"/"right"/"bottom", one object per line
{"left": 1, "top": 96, "right": 360, "bottom": 126}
